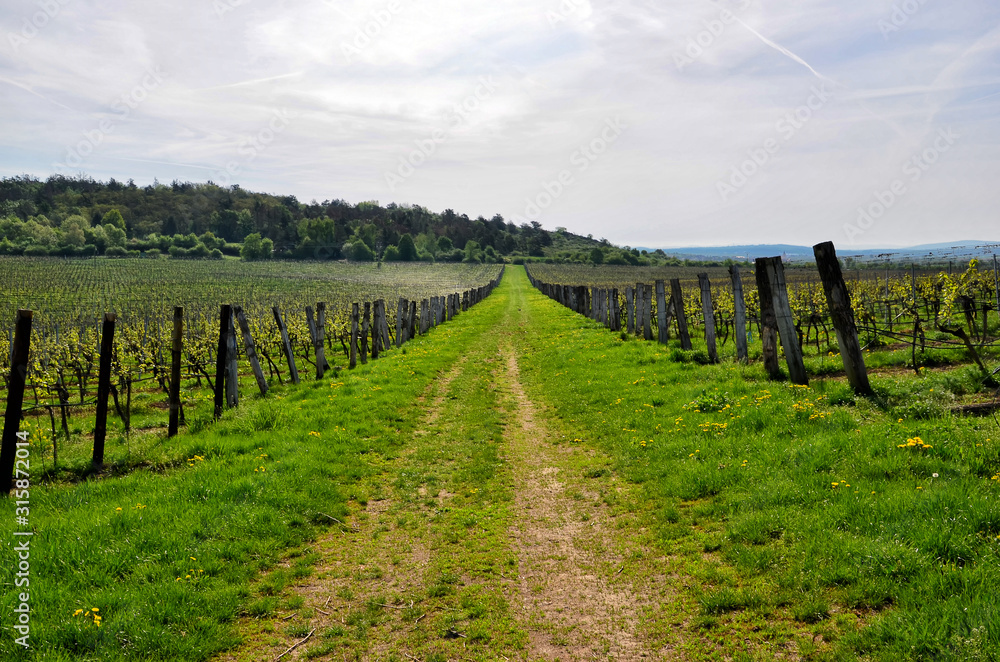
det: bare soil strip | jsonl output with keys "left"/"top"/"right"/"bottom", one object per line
{"left": 502, "top": 349, "right": 679, "bottom": 661}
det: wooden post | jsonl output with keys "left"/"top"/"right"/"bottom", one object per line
{"left": 316, "top": 303, "right": 329, "bottom": 378}
{"left": 379, "top": 299, "right": 391, "bottom": 350}
{"left": 729, "top": 265, "right": 748, "bottom": 363}
{"left": 632, "top": 283, "right": 644, "bottom": 336}
{"left": 350, "top": 303, "right": 359, "bottom": 369}
{"left": 762, "top": 257, "right": 808, "bottom": 385}
{"left": 625, "top": 287, "right": 635, "bottom": 333}
{"left": 610, "top": 289, "right": 620, "bottom": 331}
{"left": 641, "top": 284, "right": 653, "bottom": 340}
{"left": 93, "top": 312, "right": 116, "bottom": 469}
{"left": 396, "top": 298, "right": 405, "bottom": 347}
{"left": 371, "top": 301, "right": 381, "bottom": 360}
{"left": 272, "top": 306, "right": 299, "bottom": 384}
{"left": 226, "top": 312, "right": 239, "bottom": 408}
{"left": 234, "top": 306, "right": 268, "bottom": 396}
{"left": 214, "top": 305, "right": 230, "bottom": 419}
{"left": 754, "top": 259, "right": 781, "bottom": 379}
{"left": 361, "top": 302, "right": 370, "bottom": 363}
{"left": 168, "top": 306, "right": 183, "bottom": 437}
{"left": 655, "top": 281, "right": 668, "bottom": 344}
{"left": 1, "top": 310, "right": 32, "bottom": 494}
{"left": 420, "top": 299, "right": 428, "bottom": 335}
{"left": 994, "top": 254, "right": 999, "bottom": 322}
{"left": 408, "top": 300, "right": 417, "bottom": 340}
{"left": 813, "top": 242, "right": 872, "bottom": 395}
{"left": 698, "top": 274, "right": 718, "bottom": 363}
{"left": 670, "top": 279, "right": 692, "bottom": 350}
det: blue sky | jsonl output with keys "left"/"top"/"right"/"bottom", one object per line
{"left": 1, "top": 0, "right": 998, "bottom": 249}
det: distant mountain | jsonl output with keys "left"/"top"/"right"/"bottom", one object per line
{"left": 636, "top": 241, "right": 1000, "bottom": 264}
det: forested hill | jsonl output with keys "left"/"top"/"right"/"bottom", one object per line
{"left": 0, "top": 174, "right": 576, "bottom": 262}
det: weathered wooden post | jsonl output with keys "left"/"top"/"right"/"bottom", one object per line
{"left": 994, "top": 254, "right": 999, "bottom": 320}
{"left": 698, "top": 274, "right": 718, "bottom": 363}
{"left": 408, "top": 300, "right": 417, "bottom": 340}
{"left": 625, "top": 287, "right": 635, "bottom": 333}
{"left": 396, "top": 298, "right": 405, "bottom": 347}
{"left": 754, "top": 260, "right": 782, "bottom": 379}
{"left": 214, "top": 305, "right": 230, "bottom": 419}
{"left": 813, "top": 241, "right": 872, "bottom": 395}
{"left": 670, "top": 279, "right": 692, "bottom": 350}
{"left": 1, "top": 310, "right": 32, "bottom": 494}
{"left": 168, "top": 306, "right": 183, "bottom": 437}
{"left": 93, "top": 312, "right": 116, "bottom": 469}
{"left": 317, "top": 303, "right": 330, "bottom": 377}
{"left": 226, "top": 311, "right": 239, "bottom": 408}
{"left": 272, "top": 306, "right": 299, "bottom": 384}
{"left": 350, "top": 303, "right": 359, "bottom": 369}
{"left": 361, "top": 302, "right": 370, "bottom": 363}
{"left": 640, "top": 284, "right": 653, "bottom": 340}
{"left": 762, "top": 257, "right": 808, "bottom": 385}
{"left": 729, "top": 265, "right": 748, "bottom": 363}
{"left": 379, "top": 299, "right": 391, "bottom": 349}
{"left": 610, "top": 289, "right": 620, "bottom": 330}
{"left": 234, "top": 306, "right": 268, "bottom": 396}
{"left": 655, "top": 280, "right": 668, "bottom": 344}
{"left": 371, "top": 301, "right": 381, "bottom": 359}
{"left": 419, "top": 299, "right": 429, "bottom": 335}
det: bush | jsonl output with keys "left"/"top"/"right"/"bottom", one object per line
{"left": 349, "top": 241, "right": 374, "bottom": 262}
{"left": 24, "top": 244, "right": 50, "bottom": 256}
{"left": 105, "top": 246, "right": 128, "bottom": 257}
{"left": 145, "top": 248, "right": 161, "bottom": 258}
{"left": 383, "top": 245, "right": 401, "bottom": 261}
{"left": 210, "top": 248, "right": 224, "bottom": 259}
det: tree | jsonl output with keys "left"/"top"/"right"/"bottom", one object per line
{"left": 103, "top": 223, "right": 127, "bottom": 249}
{"left": 589, "top": 247, "right": 604, "bottom": 264}
{"left": 437, "top": 236, "right": 453, "bottom": 253}
{"left": 102, "top": 209, "right": 126, "bottom": 231}
{"left": 397, "top": 233, "right": 417, "bottom": 261}
{"left": 348, "top": 241, "right": 374, "bottom": 261}
{"left": 241, "top": 233, "right": 263, "bottom": 261}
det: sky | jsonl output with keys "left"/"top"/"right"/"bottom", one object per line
{"left": 1, "top": 0, "right": 999, "bottom": 249}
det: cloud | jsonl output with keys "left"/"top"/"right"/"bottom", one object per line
{"left": 0, "top": 0, "right": 998, "bottom": 247}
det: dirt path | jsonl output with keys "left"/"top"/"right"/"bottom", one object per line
{"left": 215, "top": 279, "right": 681, "bottom": 661}
{"left": 502, "top": 348, "right": 661, "bottom": 660}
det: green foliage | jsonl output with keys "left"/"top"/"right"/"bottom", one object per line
{"left": 397, "top": 233, "right": 417, "bottom": 261}
{"left": 101, "top": 208, "right": 126, "bottom": 230}
{"left": 240, "top": 233, "right": 271, "bottom": 261}
{"left": 348, "top": 241, "right": 374, "bottom": 262}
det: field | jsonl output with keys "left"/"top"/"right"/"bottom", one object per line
{"left": 0, "top": 258, "right": 502, "bottom": 479}
{"left": 2, "top": 262, "right": 1000, "bottom": 661}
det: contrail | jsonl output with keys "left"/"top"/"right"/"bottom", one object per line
{"left": 0, "top": 76, "right": 77, "bottom": 113}
{"left": 194, "top": 72, "right": 302, "bottom": 92}
{"left": 728, "top": 14, "right": 834, "bottom": 85}
{"left": 112, "top": 156, "right": 217, "bottom": 171}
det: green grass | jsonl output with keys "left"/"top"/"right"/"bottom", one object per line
{"left": 513, "top": 267, "right": 1000, "bottom": 661}
{"left": 5, "top": 266, "right": 1000, "bottom": 661}
{"left": 0, "top": 305, "right": 493, "bottom": 660}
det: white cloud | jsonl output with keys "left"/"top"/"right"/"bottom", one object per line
{"left": 0, "top": 0, "right": 998, "bottom": 247}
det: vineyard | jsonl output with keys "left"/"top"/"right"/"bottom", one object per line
{"left": 3, "top": 261, "right": 1000, "bottom": 661}
{"left": 525, "top": 256, "right": 1000, "bottom": 381}
{"left": 0, "top": 258, "right": 503, "bottom": 476}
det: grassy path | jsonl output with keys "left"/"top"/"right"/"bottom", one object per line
{"left": 216, "top": 267, "right": 687, "bottom": 661}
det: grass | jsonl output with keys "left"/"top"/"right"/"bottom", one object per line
{"left": 0, "top": 302, "right": 495, "bottom": 660}
{"left": 514, "top": 266, "right": 1000, "bottom": 660}
{"left": 4, "top": 266, "right": 1000, "bottom": 661}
